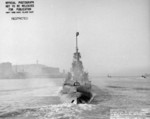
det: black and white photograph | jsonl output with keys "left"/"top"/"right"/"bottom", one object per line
{"left": 0, "top": 0, "right": 150, "bottom": 119}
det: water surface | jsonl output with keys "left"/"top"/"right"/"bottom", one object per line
{"left": 0, "top": 77, "right": 150, "bottom": 119}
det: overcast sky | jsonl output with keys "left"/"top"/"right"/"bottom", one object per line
{"left": 0, "top": 0, "right": 150, "bottom": 76}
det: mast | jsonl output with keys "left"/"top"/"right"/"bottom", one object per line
{"left": 76, "top": 32, "right": 79, "bottom": 53}
{"left": 75, "top": 32, "right": 80, "bottom": 61}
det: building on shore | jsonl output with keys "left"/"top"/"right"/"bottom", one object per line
{"left": 12, "top": 64, "right": 65, "bottom": 78}
{"left": 0, "top": 62, "right": 65, "bottom": 79}
{"left": 0, "top": 62, "right": 13, "bottom": 78}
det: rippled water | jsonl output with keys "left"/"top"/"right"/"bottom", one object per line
{"left": 0, "top": 77, "right": 150, "bottom": 119}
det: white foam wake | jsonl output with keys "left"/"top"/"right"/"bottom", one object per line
{"left": 34, "top": 103, "right": 96, "bottom": 119}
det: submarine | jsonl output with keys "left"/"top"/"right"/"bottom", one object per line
{"left": 59, "top": 32, "right": 94, "bottom": 104}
